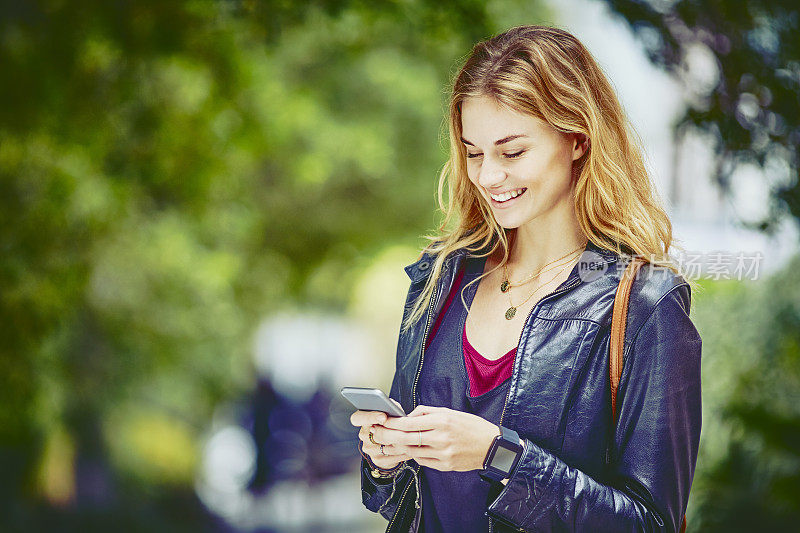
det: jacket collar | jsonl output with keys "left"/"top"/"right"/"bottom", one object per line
{"left": 403, "top": 234, "right": 619, "bottom": 285}
{"left": 403, "top": 230, "right": 493, "bottom": 284}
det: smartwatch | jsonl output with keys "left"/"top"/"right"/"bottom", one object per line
{"left": 479, "top": 425, "right": 524, "bottom": 483}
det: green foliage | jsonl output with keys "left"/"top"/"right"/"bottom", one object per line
{"left": 690, "top": 254, "right": 800, "bottom": 531}
{"left": 0, "top": 0, "right": 550, "bottom": 527}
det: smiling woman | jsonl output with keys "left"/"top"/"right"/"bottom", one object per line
{"left": 350, "top": 24, "right": 700, "bottom": 533}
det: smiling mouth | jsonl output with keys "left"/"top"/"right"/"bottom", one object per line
{"left": 489, "top": 187, "right": 527, "bottom": 204}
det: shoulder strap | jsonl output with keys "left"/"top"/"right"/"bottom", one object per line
{"left": 609, "top": 257, "right": 645, "bottom": 421}
{"left": 609, "top": 257, "right": 687, "bottom": 533}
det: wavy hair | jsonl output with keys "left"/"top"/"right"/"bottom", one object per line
{"left": 401, "top": 25, "right": 689, "bottom": 334}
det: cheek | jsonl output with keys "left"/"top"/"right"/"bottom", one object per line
{"left": 466, "top": 164, "right": 480, "bottom": 187}
{"left": 525, "top": 152, "right": 570, "bottom": 189}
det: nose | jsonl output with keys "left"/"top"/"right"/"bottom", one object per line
{"left": 476, "top": 157, "right": 507, "bottom": 190}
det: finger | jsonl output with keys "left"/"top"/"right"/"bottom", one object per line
{"left": 359, "top": 424, "right": 387, "bottom": 446}
{"left": 361, "top": 424, "right": 395, "bottom": 447}
{"left": 400, "top": 439, "right": 441, "bottom": 458}
{"left": 411, "top": 455, "right": 444, "bottom": 470}
{"left": 381, "top": 413, "right": 441, "bottom": 432}
{"left": 366, "top": 452, "right": 407, "bottom": 469}
{"left": 370, "top": 453, "right": 413, "bottom": 470}
{"left": 374, "top": 426, "right": 440, "bottom": 450}
{"left": 371, "top": 442, "right": 410, "bottom": 456}
{"left": 350, "top": 410, "right": 388, "bottom": 427}
{"left": 407, "top": 405, "right": 439, "bottom": 417}
{"left": 354, "top": 410, "right": 387, "bottom": 426}
{"left": 393, "top": 443, "right": 438, "bottom": 459}
{"left": 363, "top": 443, "right": 412, "bottom": 464}
{"left": 372, "top": 425, "right": 432, "bottom": 447}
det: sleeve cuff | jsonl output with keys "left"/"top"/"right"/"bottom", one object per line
{"left": 487, "top": 438, "right": 554, "bottom": 525}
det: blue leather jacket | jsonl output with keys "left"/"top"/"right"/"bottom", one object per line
{"left": 360, "top": 239, "right": 702, "bottom": 532}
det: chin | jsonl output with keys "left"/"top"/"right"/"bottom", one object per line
{"left": 496, "top": 221, "right": 523, "bottom": 230}
{"left": 494, "top": 211, "right": 537, "bottom": 230}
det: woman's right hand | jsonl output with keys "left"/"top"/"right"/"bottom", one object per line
{"left": 350, "top": 408, "right": 412, "bottom": 470}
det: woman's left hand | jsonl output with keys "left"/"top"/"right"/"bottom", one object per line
{"left": 370, "top": 405, "right": 500, "bottom": 472}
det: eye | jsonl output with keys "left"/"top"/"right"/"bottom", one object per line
{"left": 466, "top": 150, "right": 525, "bottom": 159}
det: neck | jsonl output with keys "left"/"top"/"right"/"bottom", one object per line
{"left": 506, "top": 207, "right": 587, "bottom": 275}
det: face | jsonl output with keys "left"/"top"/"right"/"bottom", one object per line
{"left": 460, "top": 95, "right": 587, "bottom": 230}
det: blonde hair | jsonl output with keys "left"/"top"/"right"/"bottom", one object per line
{"left": 401, "top": 24, "right": 689, "bottom": 334}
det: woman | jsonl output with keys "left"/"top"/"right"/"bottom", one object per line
{"left": 350, "top": 25, "right": 701, "bottom": 533}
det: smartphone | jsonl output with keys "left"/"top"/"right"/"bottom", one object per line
{"left": 340, "top": 387, "right": 406, "bottom": 417}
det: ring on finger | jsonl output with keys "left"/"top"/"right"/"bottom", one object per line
{"left": 380, "top": 444, "right": 387, "bottom": 455}
{"left": 369, "top": 431, "right": 377, "bottom": 445}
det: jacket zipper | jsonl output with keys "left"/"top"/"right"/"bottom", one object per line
{"left": 385, "top": 465, "right": 417, "bottom": 533}
{"left": 412, "top": 266, "right": 445, "bottom": 410}
{"left": 387, "top": 259, "right": 585, "bottom": 533}
{"left": 386, "top": 265, "right": 442, "bottom": 533}
{"left": 497, "top": 276, "right": 581, "bottom": 428}
{"left": 489, "top": 276, "right": 581, "bottom": 533}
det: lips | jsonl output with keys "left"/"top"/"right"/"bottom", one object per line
{"left": 490, "top": 187, "right": 526, "bottom": 202}
{"left": 489, "top": 187, "right": 527, "bottom": 208}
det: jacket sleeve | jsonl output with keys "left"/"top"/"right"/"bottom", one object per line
{"left": 486, "top": 283, "right": 702, "bottom": 532}
{"left": 359, "top": 455, "right": 416, "bottom": 521}
{"left": 359, "top": 367, "right": 416, "bottom": 521}
{"left": 360, "top": 274, "right": 425, "bottom": 521}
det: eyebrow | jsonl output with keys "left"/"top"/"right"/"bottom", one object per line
{"left": 460, "top": 134, "right": 529, "bottom": 147}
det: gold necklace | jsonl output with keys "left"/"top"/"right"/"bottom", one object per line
{"left": 500, "top": 241, "right": 587, "bottom": 293}
{"left": 503, "top": 255, "right": 579, "bottom": 320}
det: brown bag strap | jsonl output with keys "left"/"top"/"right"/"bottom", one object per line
{"left": 609, "top": 257, "right": 645, "bottom": 420}
{"left": 609, "top": 257, "right": 687, "bottom": 533}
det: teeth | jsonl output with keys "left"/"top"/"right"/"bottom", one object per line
{"left": 490, "top": 188, "right": 525, "bottom": 202}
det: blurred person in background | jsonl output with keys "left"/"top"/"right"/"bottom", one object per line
{"left": 350, "top": 25, "right": 701, "bottom": 532}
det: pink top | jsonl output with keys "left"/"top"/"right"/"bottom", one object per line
{"left": 425, "top": 266, "right": 516, "bottom": 398}
{"left": 462, "top": 324, "right": 515, "bottom": 396}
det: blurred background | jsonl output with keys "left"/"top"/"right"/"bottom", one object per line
{"left": 1, "top": 0, "right": 798, "bottom": 531}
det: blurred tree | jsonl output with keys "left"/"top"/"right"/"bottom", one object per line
{"left": 692, "top": 253, "right": 800, "bottom": 531}
{"left": 0, "top": 0, "right": 548, "bottom": 528}
{"left": 607, "top": 0, "right": 800, "bottom": 233}
{"left": 604, "top": 2, "right": 800, "bottom": 529}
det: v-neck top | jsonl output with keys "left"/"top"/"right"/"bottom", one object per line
{"left": 425, "top": 255, "right": 516, "bottom": 397}
{"left": 417, "top": 252, "right": 515, "bottom": 532}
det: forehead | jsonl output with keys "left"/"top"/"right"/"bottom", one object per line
{"left": 460, "top": 95, "right": 544, "bottom": 137}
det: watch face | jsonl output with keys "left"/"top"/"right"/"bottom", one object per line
{"left": 489, "top": 444, "right": 517, "bottom": 473}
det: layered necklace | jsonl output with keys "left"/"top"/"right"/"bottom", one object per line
{"left": 500, "top": 242, "right": 587, "bottom": 320}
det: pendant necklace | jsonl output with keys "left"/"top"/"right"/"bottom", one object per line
{"left": 500, "top": 241, "right": 587, "bottom": 293}
{"left": 501, "top": 243, "right": 587, "bottom": 320}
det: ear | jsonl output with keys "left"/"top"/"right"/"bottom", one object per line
{"left": 572, "top": 133, "right": 589, "bottom": 161}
